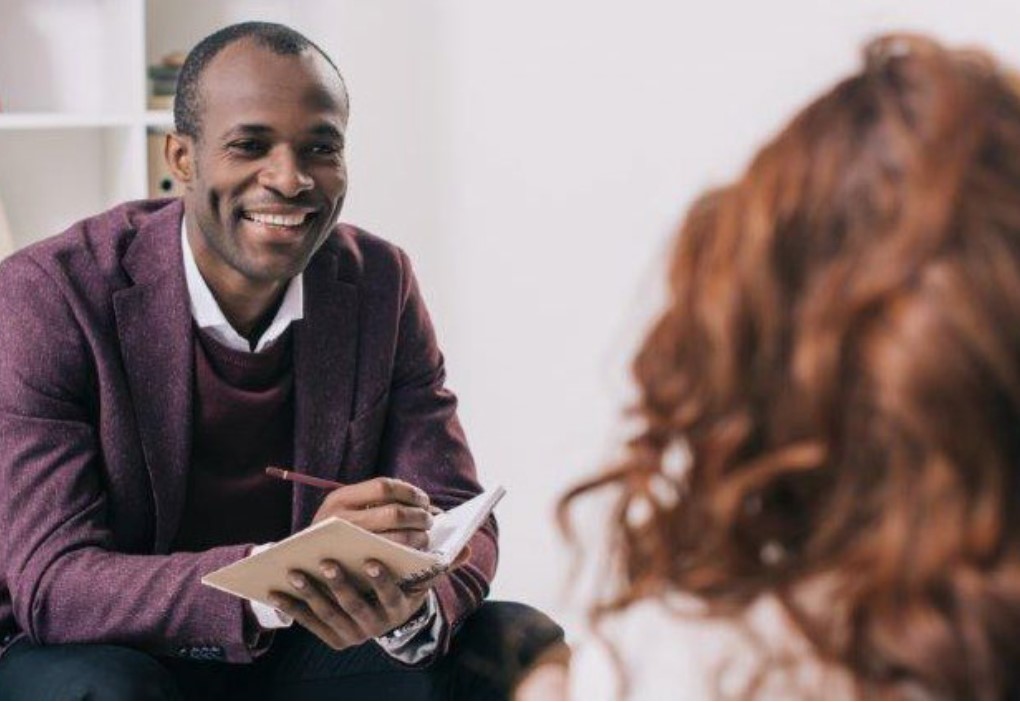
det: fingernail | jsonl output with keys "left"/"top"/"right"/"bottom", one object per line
{"left": 288, "top": 573, "right": 307, "bottom": 590}
{"left": 365, "top": 563, "right": 381, "bottom": 578}
{"left": 322, "top": 565, "right": 338, "bottom": 580}
{"left": 269, "top": 596, "right": 284, "bottom": 609}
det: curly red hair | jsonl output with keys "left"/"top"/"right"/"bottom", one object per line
{"left": 561, "top": 34, "right": 1020, "bottom": 698}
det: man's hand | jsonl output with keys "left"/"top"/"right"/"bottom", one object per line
{"left": 269, "top": 558, "right": 433, "bottom": 651}
{"left": 312, "top": 477, "right": 434, "bottom": 550}
{"left": 267, "top": 546, "right": 471, "bottom": 651}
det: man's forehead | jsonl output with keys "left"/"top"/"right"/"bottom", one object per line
{"left": 200, "top": 40, "right": 348, "bottom": 115}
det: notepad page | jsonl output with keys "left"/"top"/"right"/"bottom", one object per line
{"left": 427, "top": 486, "right": 506, "bottom": 562}
{"left": 202, "top": 516, "right": 441, "bottom": 605}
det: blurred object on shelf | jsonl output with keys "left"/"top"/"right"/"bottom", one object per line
{"left": 147, "top": 129, "right": 183, "bottom": 198}
{"left": 148, "top": 51, "right": 185, "bottom": 111}
{"left": 0, "top": 194, "right": 14, "bottom": 258}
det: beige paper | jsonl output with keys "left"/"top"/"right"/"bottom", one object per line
{"left": 202, "top": 517, "right": 442, "bottom": 607}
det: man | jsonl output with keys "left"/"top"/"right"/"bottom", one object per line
{"left": 0, "top": 22, "right": 561, "bottom": 699}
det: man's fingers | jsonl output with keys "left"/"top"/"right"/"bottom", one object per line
{"left": 362, "top": 560, "right": 429, "bottom": 633}
{"left": 321, "top": 477, "right": 431, "bottom": 511}
{"left": 311, "top": 478, "right": 438, "bottom": 529}
{"left": 269, "top": 589, "right": 349, "bottom": 651}
{"left": 282, "top": 571, "right": 365, "bottom": 643}
{"left": 318, "top": 561, "right": 388, "bottom": 635}
{"left": 379, "top": 529, "right": 430, "bottom": 550}
{"left": 349, "top": 503, "right": 433, "bottom": 533}
{"left": 362, "top": 559, "right": 412, "bottom": 614}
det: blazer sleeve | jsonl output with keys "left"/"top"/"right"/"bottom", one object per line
{"left": 375, "top": 249, "right": 499, "bottom": 659}
{"left": 0, "top": 255, "right": 258, "bottom": 663}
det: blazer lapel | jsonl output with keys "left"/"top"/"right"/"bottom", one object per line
{"left": 292, "top": 248, "right": 360, "bottom": 529}
{"left": 112, "top": 201, "right": 193, "bottom": 553}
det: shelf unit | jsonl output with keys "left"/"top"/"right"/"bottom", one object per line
{"left": 0, "top": 0, "right": 295, "bottom": 251}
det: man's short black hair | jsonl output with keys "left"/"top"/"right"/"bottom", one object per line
{"left": 173, "top": 21, "right": 347, "bottom": 139}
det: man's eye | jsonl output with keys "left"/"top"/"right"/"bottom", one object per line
{"left": 228, "top": 140, "right": 267, "bottom": 155}
{"left": 309, "top": 143, "right": 342, "bottom": 157}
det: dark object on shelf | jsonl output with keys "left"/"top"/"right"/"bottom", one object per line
{"left": 148, "top": 52, "right": 185, "bottom": 110}
{"left": 147, "top": 130, "right": 183, "bottom": 198}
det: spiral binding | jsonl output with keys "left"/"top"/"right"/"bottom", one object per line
{"left": 401, "top": 563, "right": 447, "bottom": 587}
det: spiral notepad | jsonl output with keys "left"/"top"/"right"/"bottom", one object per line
{"left": 202, "top": 486, "right": 505, "bottom": 607}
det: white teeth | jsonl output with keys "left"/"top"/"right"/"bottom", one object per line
{"left": 244, "top": 212, "right": 308, "bottom": 227}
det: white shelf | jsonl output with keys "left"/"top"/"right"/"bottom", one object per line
{"left": 0, "top": 111, "right": 173, "bottom": 131}
{"left": 144, "top": 110, "right": 175, "bottom": 129}
{"left": 0, "top": 0, "right": 295, "bottom": 250}
{"left": 0, "top": 113, "right": 139, "bottom": 130}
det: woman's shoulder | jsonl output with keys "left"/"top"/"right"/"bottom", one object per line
{"left": 569, "top": 594, "right": 754, "bottom": 699}
{"left": 568, "top": 592, "right": 852, "bottom": 699}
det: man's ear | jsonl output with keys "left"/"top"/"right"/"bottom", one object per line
{"left": 165, "top": 132, "right": 195, "bottom": 185}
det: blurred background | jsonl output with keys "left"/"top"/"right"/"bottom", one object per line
{"left": 2, "top": 0, "right": 1020, "bottom": 636}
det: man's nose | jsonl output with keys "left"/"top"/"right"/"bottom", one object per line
{"left": 258, "top": 147, "right": 314, "bottom": 198}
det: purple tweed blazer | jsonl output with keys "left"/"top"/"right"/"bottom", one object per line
{"left": 0, "top": 199, "right": 496, "bottom": 663}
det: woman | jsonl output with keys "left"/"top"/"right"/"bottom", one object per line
{"left": 552, "top": 34, "right": 1020, "bottom": 699}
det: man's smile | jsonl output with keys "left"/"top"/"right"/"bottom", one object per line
{"left": 241, "top": 209, "right": 317, "bottom": 228}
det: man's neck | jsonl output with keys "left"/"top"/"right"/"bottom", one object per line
{"left": 241, "top": 291, "right": 289, "bottom": 349}
{"left": 185, "top": 218, "right": 286, "bottom": 342}
{"left": 205, "top": 275, "right": 285, "bottom": 343}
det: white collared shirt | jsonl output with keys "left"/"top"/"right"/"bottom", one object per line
{"left": 180, "top": 219, "right": 440, "bottom": 661}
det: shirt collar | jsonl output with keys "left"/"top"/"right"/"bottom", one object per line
{"left": 181, "top": 219, "right": 304, "bottom": 353}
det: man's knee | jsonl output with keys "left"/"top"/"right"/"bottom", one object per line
{"left": 0, "top": 641, "right": 179, "bottom": 700}
{"left": 444, "top": 601, "right": 565, "bottom": 699}
{"left": 454, "top": 601, "right": 564, "bottom": 666}
{"left": 68, "top": 648, "right": 178, "bottom": 701}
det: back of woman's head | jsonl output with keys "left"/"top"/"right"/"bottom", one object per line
{"left": 563, "top": 34, "right": 1020, "bottom": 698}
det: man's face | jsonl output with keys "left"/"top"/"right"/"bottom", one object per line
{"left": 173, "top": 40, "right": 349, "bottom": 287}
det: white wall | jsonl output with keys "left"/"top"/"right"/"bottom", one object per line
{"left": 294, "top": 0, "right": 1020, "bottom": 633}
{"left": 292, "top": 1, "right": 1020, "bottom": 633}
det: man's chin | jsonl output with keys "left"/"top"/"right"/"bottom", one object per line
{"left": 230, "top": 229, "right": 330, "bottom": 283}
{"left": 252, "top": 266, "right": 306, "bottom": 284}
{"left": 238, "top": 255, "right": 309, "bottom": 284}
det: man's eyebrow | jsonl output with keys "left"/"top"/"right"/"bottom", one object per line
{"left": 309, "top": 123, "right": 344, "bottom": 141}
{"left": 219, "top": 123, "right": 344, "bottom": 141}
{"left": 221, "top": 124, "right": 274, "bottom": 140}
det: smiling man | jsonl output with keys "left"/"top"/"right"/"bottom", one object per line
{"left": 0, "top": 22, "right": 561, "bottom": 700}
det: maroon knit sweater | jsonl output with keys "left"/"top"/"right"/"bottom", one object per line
{"left": 172, "top": 327, "right": 295, "bottom": 552}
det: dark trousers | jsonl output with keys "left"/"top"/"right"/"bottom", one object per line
{"left": 0, "top": 601, "right": 563, "bottom": 700}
